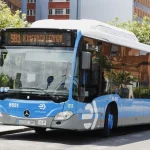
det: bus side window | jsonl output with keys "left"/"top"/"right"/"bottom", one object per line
{"left": 79, "top": 37, "right": 101, "bottom": 102}
{"left": 100, "top": 42, "right": 112, "bottom": 95}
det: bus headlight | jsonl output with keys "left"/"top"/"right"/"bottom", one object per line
{"left": 54, "top": 111, "right": 73, "bottom": 121}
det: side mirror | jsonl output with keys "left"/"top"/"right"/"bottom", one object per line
{"left": 46, "top": 76, "right": 54, "bottom": 90}
{"left": 47, "top": 76, "right": 54, "bottom": 86}
{"left": 82, "top": 51, "right": 91, "bottom": 70}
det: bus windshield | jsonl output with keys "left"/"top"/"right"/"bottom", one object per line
{"left": 0, "top": 46, "right": 74, "bottom": 96}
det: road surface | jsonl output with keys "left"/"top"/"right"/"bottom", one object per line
{"left": 0, "top": 125, "right": 150, "bottom": 150}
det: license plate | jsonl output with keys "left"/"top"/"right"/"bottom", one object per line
{"left": 18, "top": 120, "right": 35, "bottom": 126}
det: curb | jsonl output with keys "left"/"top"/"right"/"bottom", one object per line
{"left": 0, "top": 127, "right": 33, "bottom": 136}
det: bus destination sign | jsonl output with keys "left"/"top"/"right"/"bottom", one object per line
{"left": 2, "top": 30, "right": 73, "bottom": 47}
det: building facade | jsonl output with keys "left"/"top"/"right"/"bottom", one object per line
{"left": 2, "top": 0, "right": 21, "bottom": 13}
{"left": 21, "top": 0, "right": 70, "bottom": 23}
{"left": 134, "top": 0, "right": 150, "bottom": 22}
{"left": 70, "top": 0, "right": 150, "bottom": 22}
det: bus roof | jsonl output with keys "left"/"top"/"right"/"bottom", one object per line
{"left": 31, "top": 19, "right": 137, "bottom": 41}
{"left": 28, "top": 19, "right": 150, "bottom": 53}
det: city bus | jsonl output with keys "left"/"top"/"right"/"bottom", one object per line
{"left": 0, "top": 19, "right": 150, "bottom": 137}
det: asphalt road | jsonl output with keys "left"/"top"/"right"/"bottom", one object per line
{"left": 0, "top": 125, "right": 150, "bottom": 150}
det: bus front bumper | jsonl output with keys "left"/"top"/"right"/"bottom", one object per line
{"left": 0, "top": 113, "right": 80, "bottom": 130}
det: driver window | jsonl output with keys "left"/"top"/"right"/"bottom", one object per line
{"left": 79, "top": 37, "right": 101, "bottom": 102}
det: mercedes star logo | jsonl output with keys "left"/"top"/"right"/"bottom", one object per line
{"left": 24, "top": 110, "right": 30, "bottom": 117}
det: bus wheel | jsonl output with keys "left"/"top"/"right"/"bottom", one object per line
{"left": 103, "top": 105, "right": 113, "bottom": 137}
{"left": 34, "top": 127, "right": 46, "bottom": 134}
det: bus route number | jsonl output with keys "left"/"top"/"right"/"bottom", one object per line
{"left": 10, "top": 34, "right": 21, "bottom": 44}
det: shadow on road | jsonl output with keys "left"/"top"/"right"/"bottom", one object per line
{"left": 1, "top": 124, "right": 150, "bottom": 147}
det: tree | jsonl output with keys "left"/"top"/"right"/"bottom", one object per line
{"left": 0, "top": 73, "right": 10, "bottom": 87}
{"left": 106, "top": 70, "right": 137, "bottom": 90}
{"left": 0, "top": 0, "right": 30, "bottom": 30}
{"left": 109, "top": 15, "right": 150, "bottom": 45}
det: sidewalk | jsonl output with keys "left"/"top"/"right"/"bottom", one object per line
{"left": 0, "top": 123, "right": 32, "bottom": 136}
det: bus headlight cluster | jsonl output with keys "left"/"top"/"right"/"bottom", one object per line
{"left": 54, "top": 111, "right": 73, "bottom": 121}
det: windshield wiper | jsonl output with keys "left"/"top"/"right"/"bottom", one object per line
{"left": 9, "top": 87, "right": 50, "bottom": 95}
{"left": 0, "top": 88, "right": 68, "bottom": 102}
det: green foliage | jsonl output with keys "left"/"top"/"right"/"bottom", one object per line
{"left": 0, "top": 73, "right": 14, "bottom": 88}
{"left": 134, "top": 87, "right": 150, "bottom": 98}
{"left": 0, "top": 0, "right": 30, "bottom": 30}
{"left": 107, "top": 70, "right": 137, "bottom": 88}
{"left": 109, "top": 15, "right": 150, "bottom": 45}
{"left": 0, "top": 73, "right": 10, "bottom": 87}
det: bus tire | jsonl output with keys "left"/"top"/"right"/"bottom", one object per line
{"left": 103, "top": 105, "right": 114, "bottom": 137}
{"left": 34, "top": 127, "right": 46, "bottom": 134}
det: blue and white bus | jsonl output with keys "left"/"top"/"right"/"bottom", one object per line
{"left": 0, "top": 19, "right": 150, "bottom": 137}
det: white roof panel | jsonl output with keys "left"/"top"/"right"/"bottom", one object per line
{"left": 31, "top": 19, "right": 150, "bottom": 53}
{"left": 31, "top": 19, "right": 138, "bottom": 41}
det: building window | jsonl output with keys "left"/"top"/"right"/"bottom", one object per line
{"left": 66, "top": 8, "right": 70, "bottom": 14}
{"left": 49, "top": 0, "right": 52, "bottom": 1}
{"left": 27, "top": 9, "right": 36, "bottom": 16}
{"left": 66, "top": 0, "right": 70, "bottom": 1}
{"left": 55, "top": 9, "right": 63, "bottom": 15}
{"left": 49, "top": 9, "right": 52, "bottom": 15}
{"left": 28, "top": 0, "right": 36, "bottom": 3}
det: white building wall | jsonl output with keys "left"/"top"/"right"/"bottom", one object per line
{"left": 36, "top": 0, "right": 49, "bottom": 20}
{"left": 21, "top": 0, "right": 27, "bottom": 15}
{"left": 70, "top": 0, "right": 134, "bottom": 23}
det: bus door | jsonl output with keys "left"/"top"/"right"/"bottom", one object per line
{"left": 76, "top": 50, "right": 103, "bottom": 130}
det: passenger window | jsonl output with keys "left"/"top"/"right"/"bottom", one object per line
{"left": 100, "top": 42, "right": 112, "bottom": 95}
{"left": 138, "top": 51, "right": 150, "bottom": 98}
{"left": 121, "top": 47, "right": 139, "bottom": 99}
{"left": 76, "top": 40, "right": 150, "bottom": 100}
{"left": 108, "top": 45, "right": 124, "bottom": 96}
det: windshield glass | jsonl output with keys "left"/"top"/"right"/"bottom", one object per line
{"left": 0, "top": 46, "right": 73, "bottom": 96}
